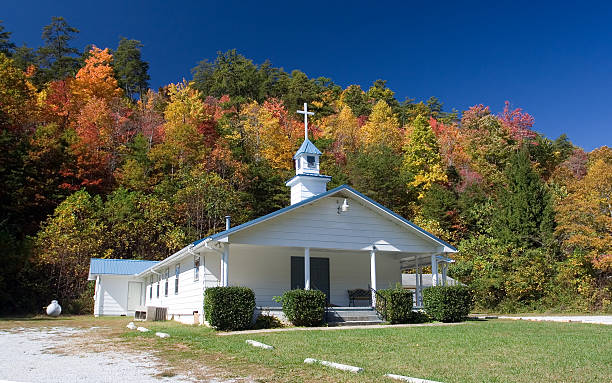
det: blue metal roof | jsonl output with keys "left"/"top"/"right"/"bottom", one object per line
{"left": 89, "top": 258, "right": 159, "bottom": 276}
{"left": 192, "top": 184, "right": 457, "bottom": 252}
{"left": 293, "top": 139, "right": 322, "bottom": 159}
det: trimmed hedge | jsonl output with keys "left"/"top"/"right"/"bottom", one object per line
{"left": 278, "top": 289, "right": 326, "bottom": 327}
{"left": 378, "top": 288, "right": 425, "bottom": 324}
{"left": 423, "top": 285, "right": 473, "bottom": 322}
{"left": 204, "top": 286, "right": 255, "bottom": 331}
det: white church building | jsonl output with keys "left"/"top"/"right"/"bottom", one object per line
{"left": 89, "top": 104, "right": 457, "bottom": 324}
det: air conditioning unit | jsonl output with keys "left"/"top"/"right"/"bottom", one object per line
{"left": 144, "top": 306, "right": 167, "bottom": 321}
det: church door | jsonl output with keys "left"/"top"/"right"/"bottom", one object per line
{"left": 291, "top": 256, "right": 330, "bottom": 302}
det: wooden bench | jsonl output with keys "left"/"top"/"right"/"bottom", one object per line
{"left": 348, "top": 288, "right": 371, "bottom": 306}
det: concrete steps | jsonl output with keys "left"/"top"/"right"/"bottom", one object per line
{"left": 326, "top": 307, "right": 383, "bottom": 326}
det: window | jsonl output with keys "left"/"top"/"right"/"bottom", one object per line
{"left": 149, "top": 275, "right": 153, "bottom": 299}
{"left": 194, "top": 256, "right": 200, "bottom": 282}
{"left": 307, "top": 156, "right": 315, "bottom": 168}
{"left": 164, "top": 268, "right": 169, "bottom": 297}
{"left": 156, "top": 275, "right": 160, "bottom": 298}
{"left": 296, "top": 159, "right": 301, "bottom": 170}
{"left": 175, "top": 264, "right": 180, "bottom": 295}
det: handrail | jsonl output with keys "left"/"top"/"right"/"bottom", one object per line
{"left": 370, "top": 287, "right": 387, "bottom": 321}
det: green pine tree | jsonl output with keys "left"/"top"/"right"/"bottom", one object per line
{"left": 493, "top": 147, "right": 554, "bottom": 247}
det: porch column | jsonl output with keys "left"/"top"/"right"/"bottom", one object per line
{"left": 370, "top": 247, "right": 377, "bottom": 307}
{"left": 304, "top": 247, "right": 311, "bottom": 290}
{"left": 419, "top": 267, "right": 423, "bottom": 305}
{"left": 221, "top": 243, "right": 229, "bottom": 287}
{"left": 431, "top": 254, "right": 439, "bottom": 287}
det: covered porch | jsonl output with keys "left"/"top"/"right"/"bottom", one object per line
{"left": 203, "top": 243, "right": 454, "bottom": 310}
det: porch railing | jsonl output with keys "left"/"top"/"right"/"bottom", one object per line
{"left": 370, "top": 287, "right": 387, "bottom": 321}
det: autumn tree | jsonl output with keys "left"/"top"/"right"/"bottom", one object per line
{"left": 174, "top": 167, "right": 244, "bottom": 239}
{"left": 149, "top": 82, "right": 208, "bottom": 174}
{"left": 101, "top": 188, "right": 184, "bottom": 260}
{"left": 320, "top": 105, "right": 360, "bottom": 163}
{"left": 402, "top": 115, "right": 447, "bottom": 198}
{"left": 360, "top": 100, "right": 402, "bottom": 151}
{"left": 72, "top": 46, "right": 122, "bottom": 105}
{"left": 240, "top": 99, "right": 302, "bottom": 169}
{"left": 33, "top": 190, "right": 105, "bottom": 304}
{"left": 0, "top": 53, "right": 36, "bottom": 130}
{"left": 556, "top": 147, "right": 612, "bottom": 307}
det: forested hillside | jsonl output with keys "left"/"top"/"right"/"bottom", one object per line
{"left": 0, "top": 18, "right": 610, "bottom": 315}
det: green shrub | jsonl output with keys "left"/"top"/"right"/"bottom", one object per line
{"left": 253, "top": 313, "right": 284, "bottom": 329}
{"left": 204, "top": 286, "right": 255, "bottom": 331}
{"left": 277, "top": 289, "right": 326, "bottom": 327}
{"left": 378, "top": 288, "right": 426, "bottom": 324}
{"left": 423, "top": 285, "right": 473, "bottom": 322}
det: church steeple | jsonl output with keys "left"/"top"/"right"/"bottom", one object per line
{"left": 286, "top": 103, "right": 331, "bottom": 205}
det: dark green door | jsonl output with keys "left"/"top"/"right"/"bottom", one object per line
{"left": 291, "top": 256, "right": 330, "bottom": 301}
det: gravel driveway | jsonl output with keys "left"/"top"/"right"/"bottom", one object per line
{"left": 0, "top": 326, "right": 232, "bottom": 383}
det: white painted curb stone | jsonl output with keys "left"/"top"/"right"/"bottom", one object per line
{"left": 136, "top": 326, "right": 150, "bottom": 332}
{"left": 246, "top": 340, "right": 274, "bottom": 349}
{"left": 126, "top": 322, "right": 136, "bottom": 330}
{"left": 155, "top": 332, "right": 170, "bottom": 338}
{"left": 304, "top": 358, "right": 363, "bottom": 373}
{"left": 385, "top": 373, "right": 444, "bottom": 383}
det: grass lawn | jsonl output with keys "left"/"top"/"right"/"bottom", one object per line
{"left": 130, "top": 319, "right": 612, "bottom": 383}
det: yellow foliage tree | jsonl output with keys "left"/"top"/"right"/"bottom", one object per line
{"left": 240, "top": 99, "right": 301, "bottom": 170}
{"left": 360, "top": 100, "right": 402, "bottom": 151}
{"left": 320, "top": 105, "right": 360, "bottom": 157}
{"left": 149, "top": 82, "right": 207, "bottom": 173}
{"left": 402, "top": 115, "right": 447, "bottom": 198}
{"left": 556, "top": 147, "right": 612, "bottom": 275}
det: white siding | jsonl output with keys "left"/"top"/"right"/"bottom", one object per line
{"left": 95, "top": 275, "right": 141, "bottom": 316}
{"left": 288, "top": 176, "right": 330, "bottom": 205}
{"left": 229, "top": 196, "right": 441, "bottom": 253}
{"left": 145, "top": 254, "right": 218, "bottom": 324}
{"left": 227, "top": 245, "right": 401, "bottom": 307}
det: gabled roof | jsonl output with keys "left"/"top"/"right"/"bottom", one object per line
{"left": 192, "top": 184, "right": 457, "bottom": 252}
{"left": 89, "top": 258, "right": 159, "bottom": 279}
{"left": 293, "top": 139, "right": 322, "bottom": 159}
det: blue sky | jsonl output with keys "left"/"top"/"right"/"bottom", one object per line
{"left": 3, "top": 0, "right": 611, "bottom": 150}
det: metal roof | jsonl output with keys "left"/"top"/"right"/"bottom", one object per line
{"left": 192, "top": 184, "right": 458, "bottom": 252}
{"left": 89, "top": 258, "right": 159, "bottom": 276}
{"left": 293, "top": 139, "right": 322, "bottom": 159}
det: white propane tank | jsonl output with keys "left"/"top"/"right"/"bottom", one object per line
{"left": 46, "top": 300, "right": 61, "bottom": 317}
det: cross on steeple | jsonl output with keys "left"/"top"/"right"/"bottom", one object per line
{"left": 297, "top": 102, "right": 314, "bottom": 140}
